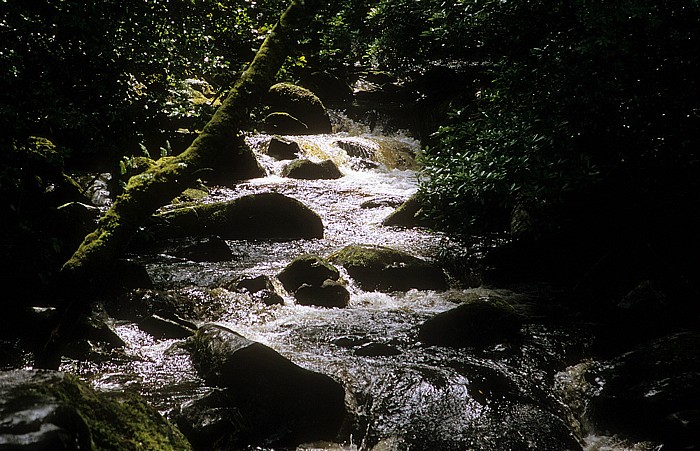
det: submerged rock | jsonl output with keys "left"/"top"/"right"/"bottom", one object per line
{"left": 0, "top": 369, "right": 191, "bottom": 450}
{"left": 228, "top": 275, "right": 284, "bottom": 306}
{"left": 139, "top": 314, "right": 197, "bottom": 339}
{"left": 151, "top": 192, "right": 323, "bottom": 240}
{"left": 328, "top": 244, "right": 447, "bottom": 292}
{"left": 180, "top": 324, "right": 346, "bottom": 449}
{"left": 282, "top": 159, "right": 343, "bottom": 180}
{"left": 418, "top": 299, "right": 522, "bottom": 348}
{"left": 588, "top": 332, "right": 700, "bottom": 448}
{"left": 265, "top": 83, "right": 332, "bottom": 134}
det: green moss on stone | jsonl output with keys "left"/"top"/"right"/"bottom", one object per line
{"left": 328, "top": 244, "right": 424, "bottom": 270}
{"left": 3, "top": 370, "right": 191, "bottom": 450}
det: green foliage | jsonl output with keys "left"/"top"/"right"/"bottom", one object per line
{"left": 0, "top": 0, "right": 287, "bottom": 165}
{"left": 418, "top": 0, "right": 700, "bottom": 235}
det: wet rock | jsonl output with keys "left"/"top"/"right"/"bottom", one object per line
{"left": 278, "top": 254, "right": 341, "bottom": 292}
{"left": 180, "top": 324, "right": 346, "bottom": 449}
{"left": 332, "top": 335, "right": 371, "bottom": 349}
{"left": 282, "top": 159, "right": 343, "bottom": 180}
{"left": 73, "top": 314, "right": 126, "bottom": 349}
{"left": 171, "top": 186, "right": 210, "bottom": 204}
{"left": 354, "top": 342, "right": 401, "bottom": 357}
{"left": 55, "top": 201, "right": 100, "bottom": 248}
{"left": 334, "top": 138, "right": 378, "bottom": 160}
{"left": 588, "top": 332, "right": 700, "bottom": 448}
{"left": 328, "top": 244, "right": 447, "bottom": 292}
{"left": 360, "top": 196, "right": 404, "bottom": 209}
{"left": 295, "top": 280, "right": 350, "bottom": 308}
{"left": 199, "top": 136, "right": 266, "bottom": 186}
{"left": 266, "top": 136, "right": 300, "bottom": 160}
{"left": 263, "top": 112, "right": 309, "bottom": 135}
{"left": 139, "top": 314, "right": 197, "bottom": 339}
{"left": 299, "top": 71, "right": 354, "bottom": 105}
{"left": 418, "top": 300, "right": 522, "bottom": 348}
{"left": 265, "top": 83, "right": 332, "bottom": 134}
{"left": 0, "top": 369, "right": 191, "bottom": 450}
{"left": 382, "top": 194, "right": 434, "bottom": 228}
{"left": 137, "top": 236, "right": 234, "bottom": 262}
{"left": 361, "top": 364, "right": 581, "bottom": 451}
{"left": 111, "top": 259, "right": 153, "bottom": 291}
{"left": 151, "top": 192, "right": 324, "bottom": 240}
{"left": 105, "top": 288, "right": 199, "bottom": 323}
{"left": 229, "top": 275, "right": 284, "bottom": 306}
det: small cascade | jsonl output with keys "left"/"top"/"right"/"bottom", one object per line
{"left": 59, "top": 113, "right": 620, "bottom": 450}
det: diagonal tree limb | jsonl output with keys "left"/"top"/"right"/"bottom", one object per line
{"left": 60, "top": 0, "right": 319, "bottom": 288}
{"left": 37, "top": 0, "right": 321, "bottom": 368}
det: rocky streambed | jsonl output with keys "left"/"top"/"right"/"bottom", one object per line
{"left": 2, "top": 127, "right": 699, "bottom": 450}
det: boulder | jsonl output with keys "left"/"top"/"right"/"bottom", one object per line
{"left": 277, "top": 254, "right": 341, "bottom": 292}
{"left": 105, "top": 288, "right": 200, "bottom": 323}
{"left": 228, "top": 275, "right": 284, "bottom": 306}
{"left": 263, "top": 112, "right": 309, "bottom": 135}
{"left": 265, "top": 83, "right": 332, "bottom": 134}
{"left": 295, "top": 280, "right": 350, "bottom": 308}
{"left": 282, "top": 159, "right": 343, "bottom": 180}
{"left": 198, "top": 137, "right": 266, "bottom": 186}
{"left": 151, "top": 192, "right": 324, "bottom": 240}
{"left": 382, "top": 194, "right": 434, "bottom": 228}
{"left": 0, "top": 369, "right": 191, "bottom": 450}
{"left": 180, "top": 324, "right": 346, "bottom": 448}
{"left": 136, "top": 236, "right": 234, "bottom": 262}
{"left": 111, "top": 259, "right": 153, "bottom": 291}
{"left": 588, "top": 332, "right": 700, "bottom": 448}
{"left": 334, "top": 138, "right": 378, "bottom": 160}
{"left": 299, "top": 71, "right": 354, "bottom": 105}
{"left": 328, "top": 244, "right": 448, "bottom": 292}
{"left": 418, "top": 300, "right": 522, "bottom": 348}
{"left": 266, "top": 136, "right": 301, "bottom": 160}
{"left": 139, "top": 314, "right": 197, "bottom": 339}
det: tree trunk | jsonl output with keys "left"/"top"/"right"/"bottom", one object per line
{"left": 38, "top": 0, "right": 320, "bottom": 368}
{"left": 60, "top": 0, "right": 317, "bottom": 289}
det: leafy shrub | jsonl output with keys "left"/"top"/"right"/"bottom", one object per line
{"left": 418, "top": 0, "right": 700, "bottom": 235}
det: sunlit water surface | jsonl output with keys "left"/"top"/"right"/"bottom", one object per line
{"left": 61, "top": 126, "right": 651, "bottom": 450}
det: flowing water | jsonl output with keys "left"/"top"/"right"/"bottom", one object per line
{"left": 59, "top": 121, "right": 653, "bottom": 450}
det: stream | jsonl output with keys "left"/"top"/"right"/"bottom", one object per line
{"left": 59, "top": 119, "right": 654, "bottom": 450}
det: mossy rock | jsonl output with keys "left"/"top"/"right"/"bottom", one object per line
{"left": 265, "top": 83, "right": 332, "bottom": 134}
{"left": 328, "top": 244, "right": 447, "bottom": 292}
{"left": 282, "top": 159, "right": 343, "bottom": 180}
{"left": 418, "top": 299, "right": 523, "bottom": 348}
{"left": 151, "top": 192, "right": 323, "bottom": 240}
{"left": 0, "top": 369, "right": 191, "bottom": 450}
{"left": 263, "top": 112, "right": 309, "bottom": 135}
{"left": 382, "top": 194, "right": 434, "bottom": 228}
{"left": 277, "top": 254, "right": 340, "bottom": 293}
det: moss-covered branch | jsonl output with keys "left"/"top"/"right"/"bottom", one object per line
{"left": 60, "top": 0, "right": 319, "bottom": 288}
